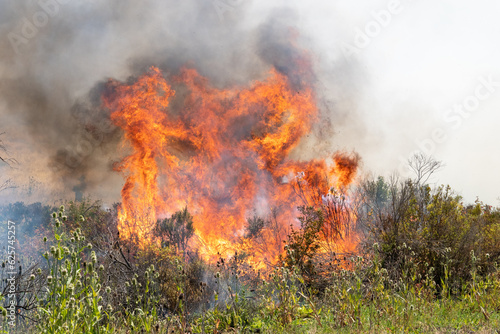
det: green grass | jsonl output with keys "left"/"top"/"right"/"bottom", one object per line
{"left": 1, "top": 206, "right": 500, "bottom": 334}
{"left": 253, "top": 299, "right": 500, "bottom": 334}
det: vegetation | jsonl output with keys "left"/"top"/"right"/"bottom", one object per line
{"left": 0, "top": 133, "right": 14, "bottom": 192}
{"left": 1, "top": 157, "right": 500, "bottom": 333}
{"left": 155, "top": 207, "right": 194, "bottom": 253}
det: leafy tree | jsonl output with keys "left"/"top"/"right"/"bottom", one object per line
{"left": 155, "top": 207, "right": 194, "bottom": 254}
{"left": 354, "top": 175, "right": 391, "bottom": 240}
{"left": 245, "top": 215, "right": 266, "bottom": 239}
{"left": 370, "top": 176, "right": 390, "bottom": 207}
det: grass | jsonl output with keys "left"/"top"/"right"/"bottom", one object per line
{"left": 1, "top": 206, "right": 500, "bottom": 333}
{"left": 256, "top": 299, "right": 500, "bottom": 334}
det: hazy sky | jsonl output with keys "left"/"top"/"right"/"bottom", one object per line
{"left": 288, "top": 0, "right": 500, "bottom": 204}
{"left": 0, "top": 0, "right": 499, "bottom": 205}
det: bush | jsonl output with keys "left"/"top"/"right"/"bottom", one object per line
{"left": 154, "top": 207, "right": 194, "bottom": 253}
{"left": 358, "top": 176, "right": 500, "bottom": 293}
{"left": 281, "top": 206, "right": 324, "bottom": 287}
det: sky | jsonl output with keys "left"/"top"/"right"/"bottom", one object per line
{"left": 0, "top": 0, "right": 499, "bottom": 205}
{"left": 289, "top": 0, "right": 500, "bottom": 204}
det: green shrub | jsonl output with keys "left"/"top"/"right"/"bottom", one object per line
{"left": 359, "top": 176, "right": 500, "bottom": 294}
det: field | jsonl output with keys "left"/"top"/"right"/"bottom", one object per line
{"left": 1, "top": 169, "right": 500, "bottom": 334}
{"left": 1, "top": 1, "right": 499, "bottom": 333}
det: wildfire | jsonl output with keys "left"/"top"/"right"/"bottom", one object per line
{"left": 103, "top": 62, "right": 359, "bottom": 268}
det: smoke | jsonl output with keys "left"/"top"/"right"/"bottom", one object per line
{"left": 0, "top": 0, "right": 366, "bottom": 204}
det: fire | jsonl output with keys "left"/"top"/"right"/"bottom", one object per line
{"left": 103, "top": 63, "right": 359, "bottom": 268}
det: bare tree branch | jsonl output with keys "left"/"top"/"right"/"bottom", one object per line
{"left": 0, "top": 132, "right": 17, "bottom": 166}
{"left": 0, "top": 132, "right": 7, "bottom": 165}
{"left": 0, "top": 178, "right": 15, "bottom": 192}
{"left": 0, "top": 132, "right": 18, "bottom": 193}
{"left": 408, "top": 153, "right": 444, "bottom": 185}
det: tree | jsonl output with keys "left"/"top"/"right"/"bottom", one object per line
{"left": 244, "top": 209, "right": 287, "bottom": 267}
{"left": 408, "top": 153, "right": 443, "bottom": 186}
{"left": 155, "top": 207, "right": 195, "bottom": 254}
{"left": 0, "top": 133, "right": 7, "bottom": 165}
{"left": 408, "top": 153, "right": 443, "bottom": 223}
{"left": 0, "top": 133, "right": 15, "bottom": 192}
{"left": 353, "top": 175, "right": 391, "bottom": 239}
{"left": 245, "top": 215, "right": 266, "bottom": 239}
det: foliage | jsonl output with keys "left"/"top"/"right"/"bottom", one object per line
{"left": 1, "top": 167, "right": 500, "bottom": 332}
{"left": 245, "top": 215, "right": 266, "bottom": 239}
{"left": 357, "top": 175, "right": 500, "bottom": 293}
{"left": 0, "top": 206, "right": 167, "bottom": 333}
{"left": 0, "top": 202, "right": 54, "bottom": 243}
{"left": 281, "top": 206, "right": 324, "bottom": 286}
{"left": 155, "top": 207, "right": 194, "bottom": 253}
{"left": 32, "top": 206, "right": 109, "bottom": 333}
{"left": 61, "top": 198, "right": 118, "bottom": 247}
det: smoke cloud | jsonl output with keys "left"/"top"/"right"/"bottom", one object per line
{"left": 0, "top": 0, "right": 366, "bottom": 204}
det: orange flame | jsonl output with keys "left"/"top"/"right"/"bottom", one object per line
{"left": 103, "top": 65, "right": 359, "bottom": 267}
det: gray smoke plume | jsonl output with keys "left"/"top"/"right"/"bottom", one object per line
{"left": 0, "top": 0, "right": 365, "bottom": 204}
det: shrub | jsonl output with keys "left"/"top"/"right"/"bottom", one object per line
{"left": 359, "top": 175, "right": 500, "bottom": 293}
{"left": 281, "top": 206, "right": 324, "bottom": 287}
{"left": 155, "top": 207, "right": 194, "bottom": 254}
